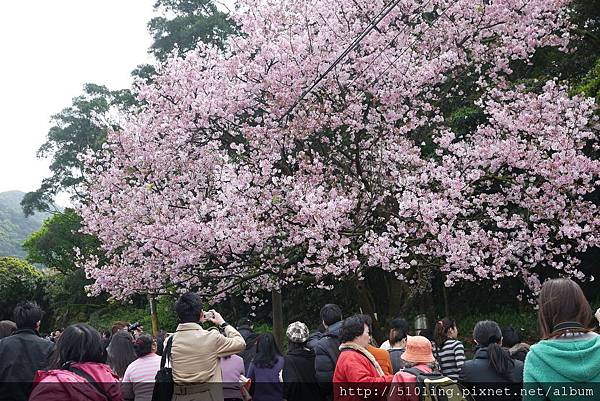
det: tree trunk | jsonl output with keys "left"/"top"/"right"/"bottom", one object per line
{"left": 272, "top": 290, "right": 284, "bottom": 349}
{"left": 149, "top": 296, "right": 159, "bottom": 336}
{"left": 353, "top": 278, "right": 385, "bottom": 344}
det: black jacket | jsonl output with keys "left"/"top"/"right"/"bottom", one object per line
{"left": 283, "top": 347, "right": 324, "bottom": 401}
{"left": 313, "top": 320, "right": 343, "bottom": 401}
{"left": 237, "top": 326, "right": 259, "bottom": 373}
{"left": 0, "top": 329, "right": 55, "bottom": 401}
{"left": 459, "top": 347, "right": 524, "bottom": 401}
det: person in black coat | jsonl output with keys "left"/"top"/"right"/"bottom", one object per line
{"left": 313, "top": 304, "right": 343, "bottom": 401}
{"left": 0, "top": 302, "right": 55, "bottom": 401}
{"left": 283, "top": 321, "right": 324, "bottom": 401}
{"left": 459, "top": 320, "right": 523, "bottom": 401}
{"left": 236, "top": 317, "right": 260, "bottom": 372}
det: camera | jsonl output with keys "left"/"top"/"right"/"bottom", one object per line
{"left": 204, "top": 311, "right": 215, "bottom": 320}
{"left": 127, "top": 322, "right": 142, "bottom": 332}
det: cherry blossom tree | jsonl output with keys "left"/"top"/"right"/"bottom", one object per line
{"left": 78, "top": 0, "right": 600, "bottom": 313}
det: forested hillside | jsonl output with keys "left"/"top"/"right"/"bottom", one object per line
{"left": 0, "top": 191, "right": 51, "bottom": 258}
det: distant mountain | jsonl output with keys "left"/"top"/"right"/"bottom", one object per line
{"left": 0, "top": 191, "right": 53, "bottom": 258}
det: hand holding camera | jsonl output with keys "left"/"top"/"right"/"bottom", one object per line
{"left": 204, "top": 309, "right": 225, "bottom": 326}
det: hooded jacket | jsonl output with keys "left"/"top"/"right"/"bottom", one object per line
{"left": 29, "top": 362, "right": 123, "bottom": 401}
{"left": 523, "top": 333, "right": 600, "bottom": 401}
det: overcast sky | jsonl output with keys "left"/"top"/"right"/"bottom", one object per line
{"left": 0, "top": 1, "right": 156, "bottom": 203}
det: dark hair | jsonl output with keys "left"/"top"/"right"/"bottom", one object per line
{"left": 433, "top": 317, "right": 456, "bottom": 348}
{"left": 175, "top": 293, "right": 203, "bottom": 323}
{"left": 389, "top": 317, "right": 409, "bottom": 346}
{"left": 320, "top": 304, "right": 342, "bottom": 326}
{"left": 133, "top": 334, "right": 154, "bottom": 358}
{"left": 419, "top": 328, "right": 434, "bottom": 341}
{"left": 340, "top": 314, "right": 370, "bottom": 343}
{"left": 0, "top": 320, "right": 17, "bottom": 339}
{"left": 237, "top": 317, "right": 252, "bottom": 328}
{"left": 13, "top": 301, "right": 43, "bottom": 330}
{"left": 107, "top": 331, "right": 137, "bottom": 378}
{"left": 287, "top": 341, "right": 306, "bottom": 352}
{"left": 111, "top": 321, "right": 129, "bottom": 335}
{"left": 48, "top": 324, "right": 106, "bottom": 369}
{"left": 500, "top": 326, "right": 521, "bottom": 348}
{"left": 474, "top": 320, "right": 514, "bottom": 377}
{"left": 253, "top": 333, "right": 282, "bottom": 368}
{"left": 155, "top": 330, "right": 167, "bottom": 356}
{"left": 538, "top": 278, "right": 592, "bottom": 339}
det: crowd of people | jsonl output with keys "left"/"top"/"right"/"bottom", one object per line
{"left": 0, "top": 278, "right": 599, "bottom": 401}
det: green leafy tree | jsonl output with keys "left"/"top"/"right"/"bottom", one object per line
{"left": 23, "top": 209, "right": 103, "bottom": 314}
{"left": 21, "top": 85, "right": 135, "bottom": 216}
{"left": 0, "top": 257, "right": 45, "bottom": 319}
{"left": 148, "top": 0, "right": 236, "bottom": 61}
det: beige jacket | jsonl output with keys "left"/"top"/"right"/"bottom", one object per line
{"left": 171, "top": 323, "right": 246, "bottom": 384}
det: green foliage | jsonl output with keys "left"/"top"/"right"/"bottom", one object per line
{"left": 0, "top": 191, "right": 52, "bottom": 258}
{"left": 0, "top": 257, "right": 45, "bottom": 319}
{"left": 156, "top": 296, "right": 179, "bottom": 332}
{"left": 577, "top": 59, "right": 600, "bottom": 103}
{"left": 148, "top": 0, "right": 236, "bottom": 61}
{"left": 21, "top": 84, "right": 136, "bottom": 216}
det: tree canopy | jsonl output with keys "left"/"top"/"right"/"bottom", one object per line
{"left": 78, "top": 0, "right": 600, "bottom": 305}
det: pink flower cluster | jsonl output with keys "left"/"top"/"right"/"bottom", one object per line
{"left": 77, "top": 0, "right": 599, "bottom": 300}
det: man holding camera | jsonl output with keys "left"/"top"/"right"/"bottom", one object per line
{"left": 170, "top": 292, "right": 246, "bottom": 401}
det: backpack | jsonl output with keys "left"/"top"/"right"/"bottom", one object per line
{"left": 402, "top": 367, "right": 474, "bottom": 401}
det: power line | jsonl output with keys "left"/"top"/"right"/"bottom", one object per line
{"left": 278, "top": 0, "right": 404, "bottom": 123}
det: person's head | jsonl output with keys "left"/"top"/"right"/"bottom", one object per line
{"left": 320, "top": 304, "right": 342, "bottom": 328}
{"left": 340, "top": 314, "right": 371, "bottom": 348}
{"left": 175, "top": 292, "right": 204, "bottom": 323}
{"left": 107, "top": 330, "right": 137, "bottom": 378}
{"left": 538, "top": 278, "right": 592, "bottom": 339}
{"left": 389, "top": 317, "right": 410, "bottom": 347}
{"left": 133, "top": 334, "right": 156, "bottom": 358}
{"left": 49, "top": 324, "right": 106, "bottom": 369}
{"left": 155, "top": 330, "right": 167, "bottom": 356}
{"left": 500, "top": 326, "right": 521, "bottom": 348}
{"left": 473, "top": 320, "right": 514, "bottom": 377}
{"left": 236, "top": 317, "right": 253, "bottom": 329}
{"left": 254, "top": 333, "right": 282, "bottom": 368}
{"left": 286, "top": 321, "right": 309, "bottom": 351}
{"left": 111, "top": 321, "right": 130, "bottom": 335}
{"left": 13, "top": 301, "right": 43, "bottom": 331}
{"left": 401, "top": 335, "right": 435, "bottom": 368}
{"left": 433, "top": 318, "right": 457, "bottom": 348}
{"left": 0, "top": 320, "right": 17, "bottom": 339}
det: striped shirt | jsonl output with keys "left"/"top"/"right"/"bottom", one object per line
{"left": 122, "top": 353, "right": 162, "bottom": 401}
{"left": 432, "top": 339, "right": 465, "bottom": 381}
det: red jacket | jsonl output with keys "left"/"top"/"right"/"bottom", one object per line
{"left": 333, "top": 348, "right": 393, "bottom": 401}
{"left": 29, "top": 362, "right": 124, "bottom": 401}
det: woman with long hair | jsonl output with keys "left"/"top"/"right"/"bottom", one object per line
{"left": 29, "top": 323, "right": 123, "bottom": 401}
{"left": 432, "top": 317, "right": 465, "bottom": 380}
{"left": 247, "top": 332, "right": 284, "bottom": 401}
{"left": 460, "top": 320, "right": 523, "bottom": 400}
{"left": 523, "top": 278, "right": 600, "bottom": 401}
{"left": 122, "top": 334, "right": 161, "bottom": 401}
{"left": 107, "top": 330, "right": 138, "bottom": 379}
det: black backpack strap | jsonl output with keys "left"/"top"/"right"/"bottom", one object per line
{"left": 402, "top": 367, "right": 426, "bottom": 378}
{"left": 68, "top": 366, "right": 112, "bottom": 401}
{"left": 161, "top": 335, "right": 175, "bottom": 369}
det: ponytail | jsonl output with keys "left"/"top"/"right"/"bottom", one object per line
{"left": 474, "top": 321, "right": 514, "bottom": 377}
{"left": 433, "top": 318, "right": 455, "bottom": 349}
